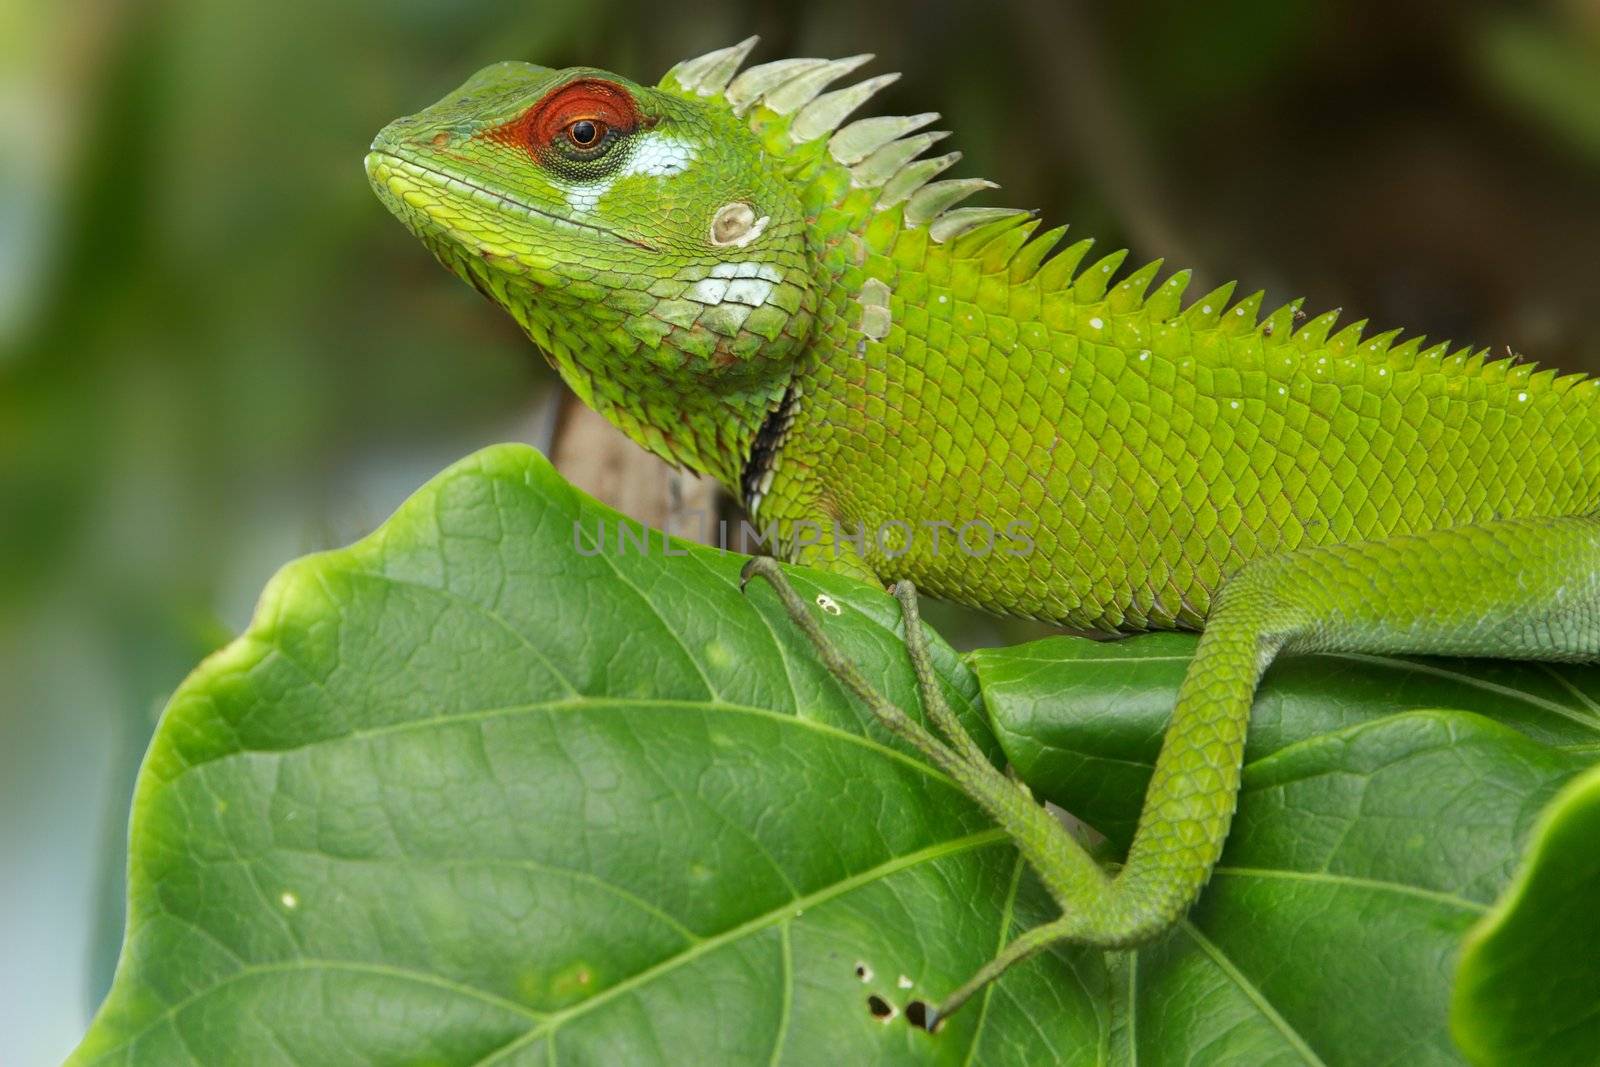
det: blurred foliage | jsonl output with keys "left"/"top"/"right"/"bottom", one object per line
{"left": 3, "top": 0, "right": 1597, "bottom": 1063}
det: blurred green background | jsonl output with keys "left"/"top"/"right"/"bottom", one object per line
{"left": 4, "top": 1, "right": 1598, "bottom": 1061}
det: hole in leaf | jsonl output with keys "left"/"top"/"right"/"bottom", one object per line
{"left": 906, "top": 999, "right": 936, "bottom": 1032}
{"left": 867, "top": 994, "right": 895, "bottom": 1021}
{"left": 854, "top": 962, "right": 873, "bottom": 982}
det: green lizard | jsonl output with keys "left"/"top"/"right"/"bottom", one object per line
{"left": 366, "top": 38, "right": 1600, "bottom": 1027}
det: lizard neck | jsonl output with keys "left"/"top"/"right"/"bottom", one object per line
{"left": 436, "top": 227, "right": 811, "bottom": 497}
{"left": 538, "top": 311, "right": 797, "bottom": 496}
{"left": 731, "top": 107, "right": 1031, "bottom": 530}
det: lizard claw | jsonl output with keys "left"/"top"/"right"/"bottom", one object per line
{"left": 739, "top": 555, "right": 778, "bottom": 592}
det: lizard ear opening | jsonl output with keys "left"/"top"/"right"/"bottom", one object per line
{"left": 484, "top": 78, "right": 648, "bottom": 165}
{"left": 710, "top": 201, "right": 768, "bottom": 247}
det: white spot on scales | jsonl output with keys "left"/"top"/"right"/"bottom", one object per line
{"left": 685, "top": 261, "right": 783, "bottom": 307}
{"left": 564, "top": 131, "right": 697, "bottom": 211}
{"left": 857, "top": 277, "right": 892, "bottom": 340}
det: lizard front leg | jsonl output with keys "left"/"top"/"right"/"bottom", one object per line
{"left": 738, "top": 557, "right": 1085, "bottom": 892}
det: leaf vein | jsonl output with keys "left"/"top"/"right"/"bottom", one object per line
{"left": 1180, "top": 921, "right": 1328, "bottom": 1066}
{"left": 474, "top": 830, "right": 1011, "bottom": 1065}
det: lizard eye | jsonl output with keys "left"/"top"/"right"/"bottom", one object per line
{"left": 565, "top": 119, "right": 604, "bottom": 149}
{"left": 554, "top": 116, "right": 617, "bottom": 162}
{"left": 485, "top": 78, "right": 644, "bottom": 171}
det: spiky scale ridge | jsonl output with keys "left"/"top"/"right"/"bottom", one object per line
{"left": 1037, "top": 239, "right": 1096, "bottom": 289}
{"left": 1074, "top": 250, "right": 1129, "bottom": 302}
{"left": 877, "top": 152, "right": 963, "bottom": 207}
{"left": 1295, "top": 309, "right": 1341, "bottom": 348}
{"left": 725, "top": 58, "right": 831, "bottom": 114}
{"left": 1219, "top": 291, "right": 1264, "bottom": 336}
{"left": 928, "top": 206, "right": 1029, "bottom": 244}
{"left": 1361, "top": 327, "right": 1404, "bottom": 358}
{"left": 1325, "top": 320, "right": 1370, "bottom": 357}
{"left": 763, "top": 55, "right": 875, "bottom": 114}
{"left": 1260, "top": 300, "right": 1300, "bottom": 339}
{"left": 905, "top": 178, "right": 999, "bottom": 227}
{"left": 965, "top": 216, "right": 1036, "bottom": 268}
{"left": 567, "top": 37, "right": 1586, "bottom": 412}
{"left": 666, "top": 35, "right": 759, "bottom": 96}
{"left": 1144, "top": 269, "right": 1192, "bottom": 319}
{"left": 828, "top": 112, "right": 939, "bottom": 164}
{"left": 671, "top": 40, "right": 1040, "bottom": 246}
{"left": 791, "top": 73, "right": 900, "bottom": 142}
{"left": 1109, "top": 259, "right": 1163, "bottom": 310}
{"left": 851, "top": 131, "right": 949, "bottom": 187}
{"left": 1181, "top": 283, "right": 1237, "bottom": 328}
{"left": 1009, "top": 225, "right": 1068, "bottom": 282}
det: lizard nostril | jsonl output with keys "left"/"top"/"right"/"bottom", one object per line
{"left": 429, "top": 131, "right": 453, "bottom": 149}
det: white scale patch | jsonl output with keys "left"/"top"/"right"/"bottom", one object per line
{"left": 858, "top": 277, "right": 892, "bottom": 340}
{"left": 564, "top": 132, "right": 696, "bottom": 212}
{"left": 686, "top": 261, "right": 783, "bottom": 307}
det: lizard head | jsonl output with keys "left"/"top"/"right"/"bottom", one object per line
{"left": 366, "top": 50, "right": 817, "bottom": 488}
{"left": 369, "top": 39, "right": 1020, "bottom": 498}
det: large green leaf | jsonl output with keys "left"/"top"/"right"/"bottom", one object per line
{"left": 75, "top": 445, "right": 1598, "bottom": 1065}
{"left": 73, "top": 444, "right": 1099, "bottom": 1066}
{"left": 1452, "top": 760, "right": 1600, "bottom": 1066}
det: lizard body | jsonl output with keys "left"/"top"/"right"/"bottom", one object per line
{"left": 368, "top": 38, "right": 1600, "bottom": 1022}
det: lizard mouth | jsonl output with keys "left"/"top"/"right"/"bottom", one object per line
{"left": 366, "top": 151, "right": 659, "bottom": 253}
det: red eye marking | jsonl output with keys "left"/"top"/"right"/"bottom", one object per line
{"left": 483, "top": 78, "right": 646, "bottom": 160}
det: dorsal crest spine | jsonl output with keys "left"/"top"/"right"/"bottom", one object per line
{"left": 664, "top": 37, "right": 1552, "bottom": 385}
